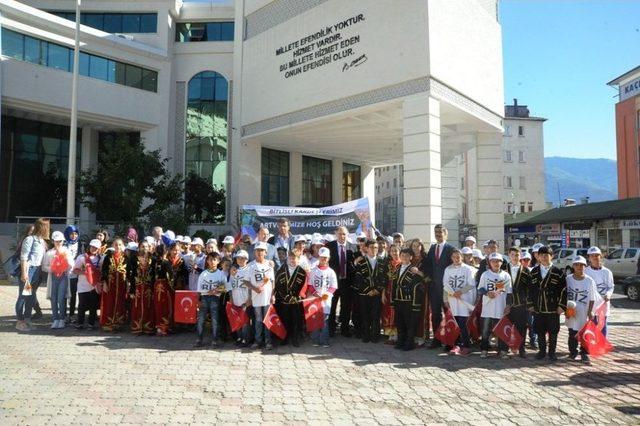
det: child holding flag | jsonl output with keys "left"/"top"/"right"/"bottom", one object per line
{"left": 73, "top": 239, "right": 102, "bottom": 330}
{"left": 566, "top": 256, "right": 597, "bottom": 365}
{"left": 195, "top": 252, "right": 227, "bottom": 348}
{"left": 584, "top": 246, "right": 614, "bottom": 336}
{"left": 247, "top": 242, "right": 275, "bottom": 350}
{"left": 274, "top": 249, "right": 307, "bottom": 347}
{"left": 307, "top": 247, "right": 338, "bottom": 347}
{"left": 42, "top": 231, "right": 74, "bottom": 329}
{"left": 227, "top": 250, "right": 252, "bottom": 346}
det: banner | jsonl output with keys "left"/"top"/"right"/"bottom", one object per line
{"left": 240, "top": 197, "right": 373, "bottom": 240}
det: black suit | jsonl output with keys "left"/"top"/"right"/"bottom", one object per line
{"left": 327, "top": 240, "right": 357, "bottom": 335}
{"left": 422, "top": 242, "right": 455, "bottom": 343}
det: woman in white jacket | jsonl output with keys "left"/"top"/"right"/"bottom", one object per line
{"left": 41, "top": 231, "right": 74, "bottom": 329}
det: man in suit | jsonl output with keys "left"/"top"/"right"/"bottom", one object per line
{"left": 423, "top": 224, "right": 456, "bottom": 348}
{"left": 327, "top": 226, "right": 357, "bottom": 337}
{"left": 267, "top": 218, "right": 296, "bottom": 253}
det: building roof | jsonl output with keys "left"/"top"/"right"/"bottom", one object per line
{"left": 505, "top": 198, "right": 640, "bottom": 227}
{"left": 608, "top": 65, "right": 640, "bottom": 86}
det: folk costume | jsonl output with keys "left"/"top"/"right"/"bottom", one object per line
{"left": 528, "top": 263, "right": 567, "bottom": 359}
{"left": 100, "top": 250, "right": 128, "bottom": 331}
{"left": 354, "top": 255, "right": 388, "bottom": 343}
{"left": 507, "top": 262, "right": 532, "bottom": 355}
{"left": 152, "top": 255, "right": 174, "bottom": 336}
{"left": 274, "top": 263, "right": 307, "bottom": 346}
{"left": 391, "top": 264, "right": 424, "bottom": 351}
{"left": 381, "top": 257, "right": 401, "bottom": 340}
{"left": 128, "top": 253, "right": 154, "bottom": 335}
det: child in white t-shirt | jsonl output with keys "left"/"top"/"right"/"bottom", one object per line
{"left": 307, "top": 247, "right": 338, "bottom": 347}
{"left": 246, "top": 243, "right": 275, "bottom": 350}
{"left": 443, "top": 249, "right": 477, "bottom": 356}
{"left": 227, "top": 250, "right": 251, "bottom": 346}
{"left": 195, "top": 252, "right": 227, "bottom": 348}
{"left": 478, "top": 252, "right": 513, "bottom": 358}
{"left": 566, "top": 256, "right": 597, "bottom": 365}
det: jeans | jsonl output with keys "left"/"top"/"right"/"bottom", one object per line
{"left": 311, "top": 314, "right": 330, "bottom": 345}
{"left": 68, "top": 278, "right": 78, "bottom": 317}
{"left": 15, "top": 266, "right": 40, "bottom": 321}
{"left": 481, "top": 317, "right": 507, "bottom": 351}
{"left": 197, "top": 295, "right": 220, "bottom": 341}
{"left": 455, "top": 316, "right": 471, "bottom": 348}
{"left": 50, "top": 274, "right": 68, "bottom": 321}
{"left": 568, "top": 328, "right": 587, "bottom": 356}
{"left": 253, "top": 305, "right": 272, "bottom": 345}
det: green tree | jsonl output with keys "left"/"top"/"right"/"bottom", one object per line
{"left": 184, "top": 172, "right": 226, "bottom": 223}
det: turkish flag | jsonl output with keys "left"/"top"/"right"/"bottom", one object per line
{"left": 492, "top": 315, "right": 523, "bottom": 352}
{"left": 594, "top": 302, "right": 607, "bottom": 332}
{"left": 174, "top": 291, "right": 198, "bottom": 324}
{"left": 577, "top": 320, "right": 613, "bottom": 357}
{"left": 50, "top": 252, "right": 70, "bottom": 278}
{"left": 84, "top": 256, "right": 98, "bottom": 286}
{"left": 303, "top": 297, "right": 325, "bottom": 332}
{"left": 226, "top": 303, "right": 249, "bottom": 332}
{"left": 263, "top": 304, "right": 287, "bottom": 340}
{"left": 466, "top": 302, "right": 482, "bottom": 340}
{"left": 437, "top": 309, "right": 460, "bottom": 347}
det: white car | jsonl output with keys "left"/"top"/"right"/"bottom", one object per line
{"left": 554, "top": 248, "right": 589, "bottom": 274}
{"left": 604, "top": 248, "right": 640, "bottom": 279}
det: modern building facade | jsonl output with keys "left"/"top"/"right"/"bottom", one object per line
{"left": 1, "top": 0, "right": 505, "bottom": 245}
{"left": 608, "top": 66, "right": 640, "bottom": 200}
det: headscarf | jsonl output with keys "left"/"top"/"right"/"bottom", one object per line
{"left": 64, "top": 225, "right": 79, "bottom": 245}
{"left": 126, "top": 227, "right": 138, "bottom": 243}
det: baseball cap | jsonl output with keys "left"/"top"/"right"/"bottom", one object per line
{"left": 294, "top": 235, "right": 307, "bottom": 243}
{"left": 191, "top": 237, "right": 204, "bottom": 246}
{"left": 521, "top": 251, "right": 532, "bottom": 260}
{"left": 488, "top": 252, "right": 503, "bottom": 262}
{"left": 144, "top": 236, "right": 155, "bottom": 245}
{"left": 482, "top": 240, "right": 490, "bottom": 248}
{"left": 319, "top": 247, "right": 331, "bottom": 258}
{"left": 51, "top": 231, "right": 65, "bottom": 241}
{"left": 89, "top": 239, "right": 102, "bottom": 249}
{"left": 357, "top": 232, "right": 367, "bottom": 241}
{"left": 206, "top": 238, "right": 218, "bottom": 245}
{"left": 175, "top": 235, "right": 184, "bottom": 243}
{"left": 234, "top": 250, "right": 249, "bottom": 259}
{"left": 465, "top": 236, "right": 477, "bottom": 243}
{"left": 472, "top": 249, "right": 483, "bottom": 258}
{"left": 254, "top": 241, "right": 268, "bottom": 251}
{"left": 126, "top": 242, "right": 138, "bottom": 251}
{"left": 587, "top": 246, "right": 602, "bottom": 256}
{"left": 311, "top": 238, "right": 324, "bottom": 246}
{"left": 222, "top": 236, "right": 235, "bottom": 245}
{"left": 182, "top": 236, "right": 192, "bottom": 244}
{"left": 572, "top": 255, "right": 587, "bottom": 266}
{"left": 162, "top": 230, "right": 175, "bottom": 246}
{"left": 532, "top": 243, "right": 543, "bottom": 253}
{"left": 460, "top": 247, "right": 473, "bottom": 255}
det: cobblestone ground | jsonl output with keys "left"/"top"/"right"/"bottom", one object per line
{"left": 1, "top": 284, "right": 640, "bottom": 425}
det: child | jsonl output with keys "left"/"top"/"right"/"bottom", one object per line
{"left": 127, "top": 240, "right": 154, "bottom": 335}
{"left": 73, "top": 239, "right": 102, "bottom": 330}
{"left": 186, "top": 238, "right": 206, "bottom": 291}
{"left": 275, "top": 246, "right": 287, "bottom": 270}
{"left": 566, "top": 256, "right": 597, "bottom": 365}
{"left": 584, "top": 246, "right": 614, "bottom": 336}
{"left": 227, "top": 250, "right": 252, "bottom": 346}
{"left": 100, "top": 238, "right": 128, "bottom": 332}
{"left": 391, "top": 248, "right": 424, "bottom": 351}
{"left": 195, "top": 252, "right": 227, "bottom": 347}
{"left": 442, "top": 249, "right": 477, "bottom": 356}
{"left": 247, "top": 242, "right": 275, "bottom": 350}
{"left": 307, "top": 247, "right": 338, "bottom": 347}
{"left": 151, "top": 244, "right": 174, "bottom": 336}
{"left": 64, "top": 225, "right": 80, "bottom": 321}
{"left": 42, "top": 231, "right": 74, "bottom": 329}
{"left": 477, "top": 252, "right": 513, "bottom": 358}
{"left": 274, "top": 249, "right": 307, "bottom": 347}
{"left": 506, "top": 247, "right": 532, "bottom": 358}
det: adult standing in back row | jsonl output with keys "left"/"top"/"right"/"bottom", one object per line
{"left": 327, "top": 226, "right": 357, "bottom": 337}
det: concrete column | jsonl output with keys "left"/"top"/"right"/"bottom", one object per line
{"left": 79, "top": 126, "right": 98, "bottom": 230}
{"left": 402, "top": 95, "right": 441, "bottom": 245}
{"left": 441, "top": 157, "right": 459, "bottom": 245}
{"left": 361, "top": 165, "right": 376, "bottom": 225}
{"left": 332, "top": 159, "right": 343, "bottom": 204}
{"left": 476, "top": 132, "right": 504, "bottom": 247}
{"left": 290, "top": 152, "right": 303, "bottom": 206}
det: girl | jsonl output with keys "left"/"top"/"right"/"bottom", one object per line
{"left": 227, "top": 250, "right": 252, "bottom": 346}
{"left": 382, "top": 244, "right": 401, "bottom": 344}
{"left": 442, "top": 249, "right": 477, "bottom": 356}
{"left": 307, "top": 247, "right": 338, "bottom": 347}
{"left": 410, "top": 239, "right": 430, "bottom": 347}
{"left": 128, "top": 240, "right": 154, "bottom": 335}
{"left": 169, "top": 243, "right": 189, "bottom": 291}
{"left": 152, "top": 244, "right": 174, "bottom": 336}
{"left": 73, "top": 239, "right": 102, "bottom": 330}
{"left": 64, "top": 225, "right": 80, "bottom": 321}
{"left": 195, "top": 252, "right": 227, "bottom": 347}
{"left": 307, "top": 238, "right": 324, "bottom": 270}
{"left": 42, "top": 231, "right": 74, "bottom": 329}
{"left": 478, "top": 253, "right": 513, "bottom": 358}
{"left": 100, "top": 238, "right": 128, "bottom": 331}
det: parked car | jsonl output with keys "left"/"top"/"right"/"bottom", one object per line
{"left": 554, "top": 248, "right": 589, "bottom": 274}
{"left": 604, "top": 247, "right": 640, "bottom": 279}
{"left": 621, "top": 275, "right": 640, "bottom": 301}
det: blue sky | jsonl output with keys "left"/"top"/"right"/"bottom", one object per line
{"left": 501, "top": 0, "right": 640, "bottom": 160}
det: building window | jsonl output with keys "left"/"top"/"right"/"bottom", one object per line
{"left": 302, "top": 156, "right": 332, "bottom": 206}
{"left": 185, "top": 71, "right": 228, "bottom": 221}
{"left": 1, "top": 28, "right": 158, "bottom": 92}
{"left": 0, "top": 116, "right": 82, "bottom": 221}
{"left": 342, "top": 163, "right": 361, "bottom": 202}
{"left": 518, "top": 125, "right": 524, "bottom": 136}
{"left": 520, "top": 202, "right": 525, "bottom": 213}
{"left": 519, "top": 176, "right": 526, "bottom": 190}
{"left": 393, "top": 178, "right": 397, "bottom": 188}
{"left": 51, "top": 12, "right": 157, "bottom": 33}
{"left": 386, "top": 181, "right": 389, "bottom": 189}
{"left": 631, "top": 229, "right": 640, "bottom": 247}
{"left": 505, "top": 176, "right": 512, "bottom": 189}
{"left": 175, "top": 22, "right": 234, "bottom": 42}
{"left": 506, "top": 202, "right": 513, "bottom": 214}
{"left": 519, "top": 150, "right": 525, "bottom": 162}
{"left": 460, "top": 177, "right": 465, "bottom": 190}
{"left": 527, "top": 202, "right": 533, "bottom": 212}
{"left": 261, "top": 148, "right": 289, "bottom": 205}
{"left": 504, "top": 125, "right": 512, "bottom": 137}
{"left": 504, "top": 150, "right": 512, "bottom": 162}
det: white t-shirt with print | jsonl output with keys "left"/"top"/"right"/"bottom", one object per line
{"left": 307, "top": 266, "right": 338, "bottom": 314}
{"left": 196, "top": 269, "right": 227, "bottom": 295}
{"left": 248, "top": 260, "right": 275, "bottom": 307}
{"left": 478, "top": 269, "right": 512, "bottom": 319}
{"left": 442, "top": 263, "right": 477, "bottom": 317}
{"left": 226, "top": 265, "right": 251, "bottom": 307}
{"left": 585, "top": 266, "right": 614, "bottom": 317}
{"left": 565, "top": 274, "right": 597, "bottom": 330}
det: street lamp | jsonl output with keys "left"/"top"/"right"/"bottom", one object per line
{"left": 66, "top": 0, "right": 81, "bottom": 225}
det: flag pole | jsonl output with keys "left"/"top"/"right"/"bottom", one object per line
{"left": 66, "top": 0, "right": 81, "bottom": 225}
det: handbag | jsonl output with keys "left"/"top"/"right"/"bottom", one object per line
{"left": 3, "top": 253, "right": 20, "bottom": 278}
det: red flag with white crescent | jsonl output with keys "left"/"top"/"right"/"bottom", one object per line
{"left": 437, "top": 308, "right": 461, "bottom": 347}
{"left": 263, "top": 304, "right": 287, "bottom": 340}
{"left": 50, "top": 252, "right": 70, "bottom": 278}
{"left": 492, "top": 315, "right": 523, "bottom": 352}
{"left": 226, "top": 303, "right": 249, "bottom": 332}
{"left": 174, "top": 291, "right": 198, "bottom": 324}
{"left": 577, "top": 320, "right": 613, "bottom": 357}
{"left": 594, "top": 302, "right": 607, "bottom": 332}
{"left": 466, "top": 302, "right": 482, "bottom": 340}
{"left": 303, "top": 297, "right": 325, "bottom": 332}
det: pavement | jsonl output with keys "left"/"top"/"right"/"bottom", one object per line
{"left": 1, "top": 283, "right": 640, "bottom": 425}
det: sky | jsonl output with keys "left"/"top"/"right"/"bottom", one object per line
{"left": 500, "top": 0, "right": 640, "bottom": 160}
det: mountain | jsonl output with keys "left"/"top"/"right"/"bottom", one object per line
{"left": 545, "top": 157, "right": 617, "bottom": 205}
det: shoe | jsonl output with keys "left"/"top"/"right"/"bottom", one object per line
{"left": 529, "top": 341, "right": 538, "bottom": 350}
{"left": 313, "top": 342, "right": 320, "bottom": 347}
{"left": 16, "top": 321, "right": 27, "bottom": 331}
{"left": 265, "top": 343, "right": 274, "bottom": 350}
{"left": 480, "top": 351, "right": 488, "bottom": 358}
{"left": 362, "top": 337, "right": 370, "bottom": 343}
{"left": 250, "top": 343, "right": 260, "bottom": 349}
{"left": 428, "top": 340, "right": 442, "bottom": 349}
{"left": 75, "top": 324, "right": 84, "bottom": 330}
{"left": 518, "top": 349, "right": 527, "bottom": 359}
{"left": 87, "top": 324, "right": 95, "bottom": 330}
{"left": 51, "top": 320, "right": 59, "bottom": 329}
{"left": 568, "top": 353, "right": 579, "bottom": 361}
{"left": 535, "top": 351, "right": 547, "bottom": 360}
{"left": 459, "top": 347, "right": 471, "bottom": 357}
{"left": 32, "top": 307, "right": 43, "bottom": 320}
{"left": 581, "top": 354, "right": 591, "bottom": 365}
{"left": 322, "top": 343, "right": 330, "bottom": 348}
{"left": 292, "top": 341, "right": 300, "bottom": 348}
{"left": 498, "top": 351, "right": 510, "bottom": 359}
{"left": 211, "top": 340, "right": 220, "bottom": 348}
{"left": 548, "top": 353, "right": 558, "bottom": 362}
{"left": 280, "top": 339, "right": 289, "bottom": 346}
{"left": 58, "top": 320, "right": 66, "bottom": 329}
{"left": 193, "top": 340, "right": 203, "bottom": 348}
{"left": 394, "top": 344, "right": 403, "bottom": 350}
{"left": 449, "top": 346, "right": 461, "bottom": 355}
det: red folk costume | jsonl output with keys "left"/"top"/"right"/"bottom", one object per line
{"left": 128, "top": 254, "right": 154, "bottom": 334}
{"left": 382, "top": 257, "right": 401, "bottom": 338}
{"left": 100, "top": 251, "right": 128, "bottom": 331}
{"left": 412, "top": 254, "right": 431, "bottom": 343}
{"left": 152, "top": 256, "right": 174, "bottom": 335}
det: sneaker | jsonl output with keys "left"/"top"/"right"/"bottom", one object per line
{"left": 51, "top": 321, "right": 58, "bottom": 329}
{"left": 449, "top": 346, "right": 461, "bottom": 355}
{"left": 535, "top": 351, "right": 547, "bottom": 360}
{"left": 568, "top": 353, "right": 579, "bottom": 361}
{"left": 265, "top": 343, "right": 274, "bottom": 350}
{"left": 499, "top": 351, "right": 510, "bottom": 359}
{"left": 86, "top": 324, "right": 95, "bottom": 330}
{"left": 548, "top": 353, "right": 558, "bottom": 362}
{"left": 193, "top": 340, "right": 203, "bottom": 348}
{"left": 250, "top": 343, "right": 260, "bottom": 349}
{"left": 16, "top": 320, "right": 27, "bottom": 331}
{"left": 581, "top": 354, "right": 591, "bottom": 365}
{"left": 32, "top": 307, "right": 43, "bottom": 320}
{"left": 75, "top": 324, "right": 84, "bottom": 330}
{"left": 313, "top": 342, "right": 320, "bottom": 347}
{"left": 459, "top": 347, "right": 471, "bottom": 357}
{"left": 518, "top": 349, "right": 527, "bottom": 359}
{"left": 480, "top": 351, "right": 488, "bottom": 358}
{"left": 211, "top": 340, "right": 220, "bottom": 348}
{"left": 58, "top": 320, "right": 66, "bottom": 329}
{"left": 322, "top": 343, "right": 330, "bottom": 348}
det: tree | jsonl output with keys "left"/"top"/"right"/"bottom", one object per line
{"left": 185, "top": 172, "right": 226, "bottom": 223}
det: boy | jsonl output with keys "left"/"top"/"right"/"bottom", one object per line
{"left": 274, "top": 249, "right": 307, "bottom": 347}
{"left": 527, "top": 246, "right": 567, "bottom": 361}
{"left": 195, "top": 252, "right": 227, "bottom": 348}
{"left": 186, "top": 238, "right": 206, "bottom": 291}
{"left": 227, "top": 250, "right": 252, "bottom": 346}
{"left": 391, "top": 248, "right": 424, "bottom": 351}
{"left": 307, "top": 247, "right": 338, "bottom": 347}
{"left": 584, "top": 246, "right": 614, "bottom": 336}
{"left": 354, "top": 239, "right": 389, "bottom": 343}
{"left": 506, "top": 247, "right": 531, "bottom": 358}
{"left": 478, "top": 252, "right": 513, "bottom": 358}
{"left": 246, "top": 242, "right": 275, "bottom": 350}
{"left": 275, "top": 246, "right": 288, "bottom": 270}
{"left": 442, "top": 249, "right": 477, "bottom": 356}
{"left": 566, "top": 256, "right": 597, "bottom": 365}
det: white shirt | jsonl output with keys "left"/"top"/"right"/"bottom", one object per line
{"left": 585, "top": 265, "right": 615, "bottom": 317}
{"left": 227, "top": 265, "right": 250, "bottom": 307}
{"left": 307, "top": 266, "right": 338, "bottom": 314}
{"left": 366, "top": 256, "right": 377, "bottom": 270}
{"left": 509, "top": 263, "right": 520, "bottom": 280}
{"left": 248, "top": 260, "right": 275, "bottom": 307}
{"left": 442, "top": 263, "right": 477, "bottom": 317}
{"left": 478, "top": 270, "right": 512, "bottom": 319}
{"left": 565, "top": 274, "right": 597, "bottom": 330}
{"left": 399, "top": 264, "right": 409, "bottom": 277}
{"left": 73, "top": 253, "right": 100, "bottom": 293}
{"left": 308, "top": 256, "right": 319, "bottom": 270}
{"left": 196, "top": 269, "right": 227, "bottom": 295}
{"left": 186, "top": 252, "right": 206, "bottom": 291}
{"left": 539, "top": 263, "right": 551, "bottom": 280}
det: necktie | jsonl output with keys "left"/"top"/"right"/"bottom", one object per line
{"left": 436, "top": 244, "right": 441, "bottom": 263}
{"left": 340, "top": 245, "right": 346, "bottom": 278}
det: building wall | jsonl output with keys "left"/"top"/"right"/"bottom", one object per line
{"left": 615, "top": 96, "right": 640, "bottom": 199}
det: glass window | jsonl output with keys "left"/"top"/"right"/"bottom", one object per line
{"left": 47, "top": 43, "right": 70, "bottom": 71}
{"left": 24, "top": 36, "right": 43, "bottom": 64}
{"left": 84, "top": 14, "right": 104, "bottom": 30}
{"left": 302, "top": 156, "right": 332, "bottom": 206}
{"left": 103, "top": 14, "right": 123, "bottom": 33}
{"left": 122, "top": 14, "right": 141, "bottom": 33}
{"left": 519, "top": 176, "right": 526, "bottom": 190}
{"left": 107, "top": 59, "right": 117, "bottom": 83}
{"left": 140, "top": 14, "right": 157, "bottom": 33}
{"left": 206, "top": 23, "right": 222, "bottom": 41}
{"left": 89, "top": 55, "right": 109, "bottom": 80}
{"left": 518, "top": 125, "right": 524, "bottom": 136}
{"left": 175, "top": 22, "right": 235, "bottom": 42}
{"left": 519, "top": 150, "right": 526, "bottom": 162}
{"left": 79, "top": 52, "right": 90, "bottom": 76}
{"left": 631, "top": 229, "right": 640, "bottom": 247}
{"left": 625, "top": 249, "right": 638, "bottom": 259}
{"left": 261, "top": 148, "right": 290, "bottom": 205}
{"left": 51, "top": 12, "right": 157, "bottom": 33}
{"left": 2, "top": 28, "right": 24, "bottom": 60}
{"left": 125, "top": 64, "right": 142, "bottom": 89}
{"left": 115, "top": 62, "right": 127, "bottom": 85}
{"left": 342, "top": 163, "right": 361, "bottom": 202}
{"left": 220, "top": 22, "right": 234, "bottom": 41}
{"left": 504, "top": 150, "right": 512, "bottom": 162}
{"left": 142, "top": 69, "right": 158, "bottom": 92}
{"left": 608, "top": 249, "right": 623, "bottom": 259}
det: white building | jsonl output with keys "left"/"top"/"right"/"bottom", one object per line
{"left": 1, "top": 0, "right": 505, "bottom": 246}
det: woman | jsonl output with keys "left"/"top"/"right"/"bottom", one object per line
{"left": 410, "top": 239, "right": 430, "bottom": 346}
{"left": 99, "top": 238, "right": 128, "bottom": 331}
{"left": 42, "top": 231, "right": 74, "bottom": 329}
{"left": 169, "top": 243, "right": 189, "bottom": 291}
{"left": 382, "top": 244, "right": 401, "bottom": 344}
{"left": 64, "top": 225, "right": 80, "bottom": 321}
{"left": 73, "top": 239, "right": 102, "bottom": 330}
{"left": 128, "top": 240, "right": 154, "bottom": 335}
{"left": 152, "top": 244, "right": 174, "bottom": 336}
{"left": 15, "top": 218, "right": 49, "bottom": 331}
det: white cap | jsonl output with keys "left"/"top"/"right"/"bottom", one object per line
{"left": 304, "top": 234, "right": 312, "bottom": 241}
{"left": 254, "top": 241, "right": 268, "bottom": 251}
{"left": 472, "top": 249, "right": 483, "bottom": 258}
{"left": 386, "top": 236, "right": 394, "bottom": 245}
{"left": 206, "top": 238, "right": 218, "bottom": 245}
{"left": 89, "top": 239, "right": 102, "bottom": 249}
{"left": 587, "top": 246, "right": 602, "bottom": 256}
{"left": 465, "top": 236, "right": 477, "bottom": 243}
{"left": 572, "top": 255, "right": 587, "bottom": 266}
{"left": 51, "top": 231, "right": 65, "bottom": 241}
{"left": 182, "top": 236, "right": 191, "bottom": 244}
{"left": 234, "top": 250, "right": 249, "bottom": 259}
{"left": 482, "top": 240, "right": 490, "bottom": 247}
{"left": 294, "top": 235, "right": 307, "bottom": 243}
{"left": 460, "top": 247, "right": 473, "bottom": 255}
{"left": 312, "top": 232, "right": 322, "bottom": 240}
{"left": 357, "top": 232, "right": 368, "bottom": 241}
{"left": 222, "top": 236, "right": 235, "bottom": 245}
{"left": 532, "top": 243, "right": 543, "bottom": 253}
{"left": 324, "top": 234, "right": 335, "bottom": 243}
{"left": 144, "top": 236, "right": 155, "bottom": 245}
{"left": 126, "top": 242, "right": 138, "bottom": 251}
{"left": 311, "top": 238, "right": 324, "bottom": 246}
{"left": 191, "top": 237, "right": 204, "bottom": 246}
{"left": 319, "top": 247, "right": 331, "bottom": 258}
{"left": 488, "top": 252, "right": 503, "bottom": 262}
{"left": 522, "top": 251, "right": 532, "bottom": 260}
{"left": 175, "top": 235, "right": 184, "bottom": 243}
